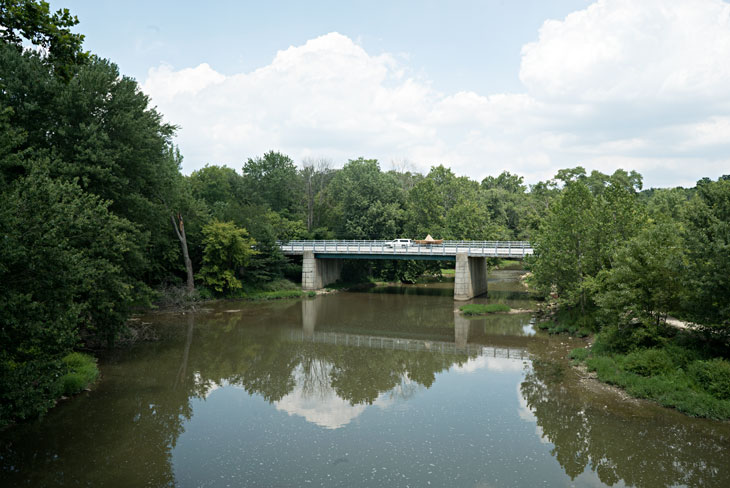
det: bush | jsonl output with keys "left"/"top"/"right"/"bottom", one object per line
{"left": 586, "top": 356, "right": 622, "bottom": 384}
{"left": 621, "top": 348, "right": 675, "bottom": 377}
{"left": 592, "top": 323, "right": 662, "bottom": 355}
{"left": 199, "top": 220, "right": 257, "bottom": 296}
{"left": 537, "top": 321, "right": 553, "bottom": 330}
{"left": 688, "top": 359, "right": 730, "bottom": 400}
{"left": 154, "top": 285, "right": 202, "bottom": 309}
{"left": 570, "top": 347, "right": 590, "bottom": 362}
{"left": 59, "top": 352, "right": 99, "bottom": 396}
{"left": 460, "top": 304, "right": 511, "bottom": 315}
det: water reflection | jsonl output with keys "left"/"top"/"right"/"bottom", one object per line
{"left": 520, "top": 349, "right": 730, "bottom": 487}
{"left": 2, "top": 273, "right": 730, "bottom": 487}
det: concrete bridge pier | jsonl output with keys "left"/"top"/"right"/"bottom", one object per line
{"left": 302, "top": 251, "right": 343, "bottom": 291}
{"left": 454, "top": 253, "right": 488, "bottom": 301}
{"left": 301, "top": 298, "right": 318, "bottom": 338}
{"left": 454, "top": 311, "right": 471, "bottom": 347}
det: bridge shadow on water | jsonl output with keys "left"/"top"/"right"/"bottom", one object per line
{"left": 354, "top": 284, "right": 455, "bottom": 297}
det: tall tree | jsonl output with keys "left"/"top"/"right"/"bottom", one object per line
{"left": 242, "top": 151, "right": 302, "bottom": 215}
{"left": 682, "top": 177, "right": 730, "bottom": 333}
{"left": 326, "top": 158, "right": 405, "bottom": 239}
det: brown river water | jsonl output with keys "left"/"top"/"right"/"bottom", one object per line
{"left": 1, "top": 270, "right": 729, "bottom": 487}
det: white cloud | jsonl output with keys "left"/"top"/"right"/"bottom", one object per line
{"left": 274, "top": 363, "right": 398, "bottom": 429}
{"left": 142, "top": 2, "right": 730, "bottom": 187}
{"left": 453, "top": 355, "right": 525, "bottom": 374}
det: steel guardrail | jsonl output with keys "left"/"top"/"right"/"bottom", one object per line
{"left": 277, "top": 240, "right": 533, "bottom": 258}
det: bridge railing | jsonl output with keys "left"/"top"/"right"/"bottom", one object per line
{"left": 277, "top": 239, "right": 533, "bottom": 256}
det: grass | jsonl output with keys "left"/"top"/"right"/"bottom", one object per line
{"left": 440, "top": 268, "right": 455, "bottom": 276}
{"left": 570, "top": 343, "right": 730, "bottom": 420}
{"left": 460, "top": 303, "right": 511, "bottom": 315}
{"left": 237, "top": 279, "right": 306, "bottom": 301}
{"left": 58, "top": 352, "right": 100, "bottom": 396}
{"left": 243, "top": 289, "right": 304, "bottom": 300}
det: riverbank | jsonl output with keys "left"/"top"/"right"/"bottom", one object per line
{"left": 567, "top": 336, "right": 730, "bottom": 420}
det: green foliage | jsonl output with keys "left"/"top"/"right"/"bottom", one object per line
{"left": 375, "top": 260, "right": 440, "bottom": 284}
{"left": 620, "top": 348, "right": 674, "bottom": 376}
{"left": 569, "top": 347, "right": 590, "bottom": 362}
{"left": 584, "top": 326, "right": 730, "bottom": 419}
{"left": 0, "top": 172, "right": 138, "bottom": 425}
{"left": 199, "top": 221, "right": 257, "bottom": 295}
{"left": 586, "top": 351, "right": 730, "bottom": 419}
{"left": 242, "top": 151, "right": 302, "bottom": 215}
{"left": 528, "top": 169, "right": 644, "bottom": 315}
{"left": 0, "top": 0, "right": 88, "bottom": 79}
{"left": 591, "top": 324, "right": 663, "bottom": 354}
{"left": 688, "top": 359, "right": 730, "bottom": 400}
{"left": 459, "top": 303, "right": 511, "bottom": 315}
{"left": 682, "top": 177, "right": 730, "bottom": 332}
{"left": 59, "top": 352, "right": 99, "bottom": 396}
{"left": 536, "top": 320, "right": 590, "bottom": 337}
{"left": 326, "top": 158, "right": 405, "bottom": 239}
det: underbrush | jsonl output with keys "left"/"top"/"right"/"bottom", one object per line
{"left": 537, "top": 320, "right": 591, "bottom": 338}
{"left": 153, "top": 284, "right": 204, "bottom": 310}
{"left": 58, "top": 352, "right": 99, "bottom": 396}
{"left": 239, "top": 279, "right": 303, "bottom": 300}
{"left": 460, "top": 303, "right": 511, "bottom": 315}
{"left": 570, "top": 336, "right": 730, "bottom": 419}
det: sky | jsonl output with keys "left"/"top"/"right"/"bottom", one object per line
{"left": 51, "top": 0, "right": 730, "bottom": 188}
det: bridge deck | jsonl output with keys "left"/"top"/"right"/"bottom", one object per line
{"left": 279, "top": 240, "right": 533, "bottom": 259}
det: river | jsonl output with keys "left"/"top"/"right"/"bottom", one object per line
{"left": 1, "top": 270, "right": 729, "bottom": 487}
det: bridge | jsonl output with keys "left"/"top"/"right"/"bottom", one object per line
{"left": 278, "top": 240, "right": 533, "bottom": 301}
{"left": 287, "top": 329, "right": 529, "bottom": 360}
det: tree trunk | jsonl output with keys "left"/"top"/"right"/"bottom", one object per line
{"left": 174, "top": 313, "right": 194, "bottom": 389}
{"left": 172, "top": 212, "right": 195, "bottom": 293}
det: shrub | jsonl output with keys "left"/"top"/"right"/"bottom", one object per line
{"left": 688, "top": 359, "right": 730, "bottom": 400}
{"left": 621, "top": 348, "right": 674, "bottom": 377}
{"left": 592, "top": 323, "right": 662, "bottom": 355}
{"left": 537, "top": 321, "right": 553, "bottom": 330}
{"left": 570, "top": 347, "right": 590, "bottom": 362}
{"left": 199, "top": 220, "right": 257, "bottom": 295}
{"left": 586, "top": 356, "right": 621, "bottom": 384}
{"left": 59, "top": 352, "right": 99, "bottom": 396}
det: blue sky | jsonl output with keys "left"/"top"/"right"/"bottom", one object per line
{"left": 51, "top": 0, "right": 730, "bottom": 188}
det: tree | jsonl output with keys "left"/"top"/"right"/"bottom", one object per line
{"left": 300, "top": 157, "right": 334, "bottom": 232}
{"left": 594, "top": 222, "right": 685, "bottom": 328}
{"left": 0, "top": 170, "right": 144, "bottom": 425}
{"left": 682, "top": 177, "right": 730, "bottom": 332}
{"left": 0, "top": 0, "right": 88, "bottom": 79}
{"left": 528, "top": 169, "right": 644, "bottom": 315}
{"left": 242, "top": 151, "right": 302, "bottom": 215}
{"left": 199, "top": 221, "right": 257, "bottom": 295}
{"left": 404, "top": 178, "right": 445, "bottom": 238}
{"left": 326, "top": 158, "right": 405, "bottom": 239}
{"left": 171, "top": 212, "right": 195, "bottom": 293}
{"left": 529, "top": 180, "right": 596, "bottom": 311}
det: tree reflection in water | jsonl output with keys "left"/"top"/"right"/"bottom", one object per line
{"left": 520, "top": 356, "right": 730, "bottom": 487}
{"left": 4, "top": 293, "right": 730, "bottom": 487}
